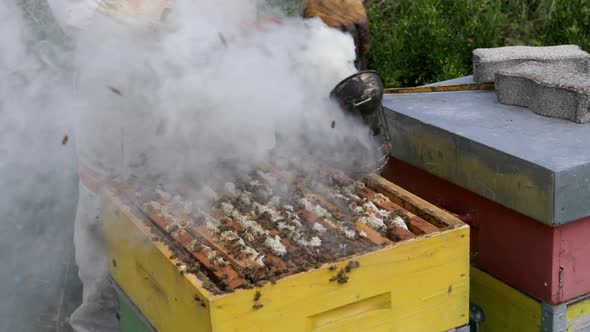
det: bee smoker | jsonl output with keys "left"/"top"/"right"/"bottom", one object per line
{"left": 329, "top": 70, "right": 392, "bottom": 176}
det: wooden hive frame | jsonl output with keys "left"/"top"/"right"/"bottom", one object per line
{"left": 101, "top": 168, "right": 470, "bottom": 332}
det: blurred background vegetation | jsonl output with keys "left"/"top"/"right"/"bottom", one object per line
{"left": 21, "top": 0, "right": 590, "bottom": 88}
{"left": 275, "top": 0, "right": 590, "bottom": 87}
{"left": 366, "top": 0, "right": 590, "bottom": 87}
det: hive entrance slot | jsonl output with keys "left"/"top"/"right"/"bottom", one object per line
{"left": 306, "top": 292, "right": 392, "bottom": 331}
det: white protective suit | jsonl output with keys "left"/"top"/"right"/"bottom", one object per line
{"left": 47, "top": 1, "right": 260, "bottom": 331}
{"left": 48, "top": 1, "right": 173, "bottom": 332}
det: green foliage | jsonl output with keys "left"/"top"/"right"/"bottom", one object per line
{"left": 275, "top": 0, "right": 590, "bottom": 86}
{"left": 24, "top": 0, "right": 590, "bottom": 87}
{"left": 368, "top": 0, "right": 504, "bottom": 86}
{"left": 541, "top": 0, "right": 590, "bottom": 50}
{"left": 368, "top": 0, "right": 590, "bottom": 87}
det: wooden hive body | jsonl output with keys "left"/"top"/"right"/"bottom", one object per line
{"left": 471, "top": 266, "right": 590, "bottom": 332}
{"left": 384, "top": 157, "right": 590, "bottom": 305}
{"left": 382, "top": 75, "right": 590, "bottom": 305}
{"left": 102, "top": 173, "right": 469, "bottom": 332}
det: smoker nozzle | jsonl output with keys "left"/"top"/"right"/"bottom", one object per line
{"left": 329, "top": 70, "right": 392, "bottom": 146}
{"left": 330, "top": 70, "right": 392, "bottom": 176}
{"left": 330, "top": 70, "right": 383, "bottom": 118}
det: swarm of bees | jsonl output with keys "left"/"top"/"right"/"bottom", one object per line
{"left": 328, "top": 260, "right": 360, "bottom": 284}
{"left": 121, "top": 158, "right": 421, "bottom": 295}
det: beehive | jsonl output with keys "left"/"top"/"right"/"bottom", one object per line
{"left": 471, "top": 266, "right": 590, "bottom": 332}
{"left": 101, "top": 163, "right": 469, "bottom": 332}
{"left": 382, "top": 77, "right": 590, "bottom": 304}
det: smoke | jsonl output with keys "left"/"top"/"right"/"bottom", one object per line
{"left": 0, "top": 1, "right": 76, "bottom": 242}
{"left": 68, "top": 0, "right": 377, "bottom": 188}
{"left": 0, "top": 1, "right": 81, "bottom": 330}
{"left": 0, "top": 0, "right": 378, "bottom": 326}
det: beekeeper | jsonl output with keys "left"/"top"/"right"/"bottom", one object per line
{"left": 303, "top": 0, "right": 373, "bottom": 70}
{"left": 47, "top": 1, "right": 175, "bottom": 332}
{"left": 47, "top": 1, "right": 373, "bottom": 331}
{"left": 251, "top": 0, "right": 373, "bottom": 70}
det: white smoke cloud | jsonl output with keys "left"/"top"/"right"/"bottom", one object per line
{"left": 0, "top": 2, "right": 80, "bottom": 329}
{"left": 0, "top": 0, "right": 76, "bottom": 214}
{"left": 0, "top": 0, "right": 379, "bottom": 324}
{"left": 65, "top": 0, "right": 376, "bottom": 188}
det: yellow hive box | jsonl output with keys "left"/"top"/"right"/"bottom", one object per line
{"left": 471, "top": 266, "right": 590, "bottom": 332}
{"left": 101, "top": 175, "right": 470, "bottom": 332}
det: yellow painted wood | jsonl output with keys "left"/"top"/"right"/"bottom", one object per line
{"left": 470, "top": 267, "right": 542, "bottom": 332}
{"left": 102, "top": 195, "right": 213, "bottom": 332}
{"left": 472, "top": 266, "right": 590, "bottom": 332}
{"left": 567, "top": 296, "right": 590, "bottom": 331}
{"left": 103, "top": 192, "right": 470, "bottom": 332}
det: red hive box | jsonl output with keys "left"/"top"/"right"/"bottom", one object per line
{"left": 383, "top": 157, "right": 590, "bottom": 305}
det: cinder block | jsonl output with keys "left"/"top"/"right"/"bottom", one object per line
{"left": 473, "top": 45, "right": 590, "bottom": 82}
{"left": 495, "top": 61, "right": 590, "bottom": 123}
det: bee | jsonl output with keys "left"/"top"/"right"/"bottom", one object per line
{"left": 253, "top": 303, "right": 264, "bottom": 310}
{"left": 337, "top": 272, "right": 349, "bottom": 284}
{"left": 329, "top": 269, "right": 349, "bottom": 284}
{"left": 160, "top": 7, "right": 171, "bottom": 23}
{"left": 61, "top": 135, "right": 69, "bottom": 145}
{"left": 108, "top": 86, "right": 123, "bottom": 96}
{"left": 218, "top": 33, "right": 228, "bottom": 47}
{"left": 328, "top": 265, "right": 337, "bottom": 271}
{"left": 254, "top": 290, "right": 261, "bottom": 301}
{"left": 345, "top": 261, "right": 354, "bottom": 273}
{"left": 219, "top": 280, "right": 230, "bottom": 291}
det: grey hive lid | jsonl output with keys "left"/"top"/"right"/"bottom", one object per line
{"left": 382, "top": 76, "right": 590, "bottom": 226}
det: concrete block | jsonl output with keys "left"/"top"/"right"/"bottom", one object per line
{"left": 495, "top": 61, "right": 590, "bottom": 123}
{"left": 473, "top": 45, "right": 590, "bottom": 82}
